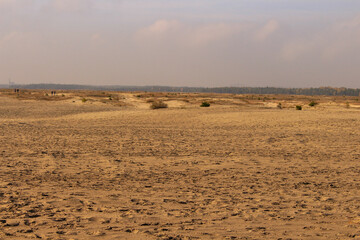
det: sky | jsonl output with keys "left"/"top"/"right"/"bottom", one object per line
{"left": 0, "top": 0, "right": 360, "bottom": 88}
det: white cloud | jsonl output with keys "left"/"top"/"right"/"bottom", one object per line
{"left": 281, "top": 40, "right": 316, "bottom": 61}
{"left": 0, "top": 0, "right": 122, "bottom": 12}
{"left": 135, "top": 19, "right": 245, "bottom": 47}
{"left": 281, "top": 15, "right": 360, "bottom": 61}
{"left": 0, "top": 31, "right": 39, "bottom": 57}
{"left": 254, "top": 20, "right": 279, "bottom": 41}
{"left": 134, "top": 19, "right": 182, "bottom": 46}
{"left": 322, "top": 15, "right": 360, "bottom": 60}
{"left": 0, "top": 0, "right": 36, "bottom": 9}
{"left": 50, "top": 0, "right": 93, "bottom": 12}
{"left": 187, "top": 23, "right": 242, "bottom": 46}
{"left": 89, "top": 33, "right": 105, "bottom": 46}
{"left": 0, "top": 0, "right": 13, "bottom": 6}
{"left": 140, "top": 19, "right": 181, "bottom": 35}
{"left": 0, "top": 32, "right": 23, "bottom": 48}
{"left": 91, "top": 33, "right": 101, "bottom": 40}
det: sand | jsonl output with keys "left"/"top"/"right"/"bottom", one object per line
{"left": 0, "top": 90, "right": 360, "bottom": 239}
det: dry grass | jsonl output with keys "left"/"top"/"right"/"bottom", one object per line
{"left": 150, "top": 100, "right": 168, "bottom": 109}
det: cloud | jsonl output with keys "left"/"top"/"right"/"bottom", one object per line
{"left": 281, "top": 15, "right": 360, "bottom": 61}
{"left": 89, "top": 33, "right": 105, "bottom": 46}
{"left": 187, "top": 23, "right": 242, "bottom": 46}
{"left": 0, "top": 31, "right": 39, "bottom": 57}
{"left": 0, "top": 32, "right": 23, "bottom": 48}
{"left": 138, "top": 19, "right": 181, "bottom": 36}
{"left": 91, "top": 33, "right": 101, "bottom": 41}
{"left": 0, "top": 0, "right": 121, "bottom": 12}
{"left": 254, "top": 20, "right": 279, "bottom": 41}
{"left": 281, "top": 40, "right": 316, "bottom": 61}
{"left": 49, "top": 0, "right": 93, "bottom": 12}
{"left": 0, "top": 0, "right": 36, "bottom": 9}
{"left": 0, "top": 0, "right": 13, "bottom": 6}
{"left": 321, "top": 15, "right": 360, "bottom": 60}
{"left": 135, "top": 19, "right": 245, "bottom": 47}
{"left": 0, "top": 0, "right": 93, "bottom": 14}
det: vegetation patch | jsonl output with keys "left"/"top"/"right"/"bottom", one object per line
{"left": 200, "top": 101, "right": 211, "bottom": 107}
{"left": 309, "top": 101, "right": 318, "bottom": 107}
{"left": 150, "top": 101, "right": 168, "bottom": 109}
{"left": 296, "top": 105, "right": 302, "bottom": 110}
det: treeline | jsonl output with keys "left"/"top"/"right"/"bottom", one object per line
{"left": 5, "top": 84, "right": 360, "bottom": 96}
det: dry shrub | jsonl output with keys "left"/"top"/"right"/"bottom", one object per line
{"left": 150, "top": 101, "right": 168, "bottom": 109}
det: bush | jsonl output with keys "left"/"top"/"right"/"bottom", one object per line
{"left": 150, "top": 101, "right": 168, "bottom": 109}
{"left": 81, "top": 98, "right": 87, "bottom": 103}
{"left": 296, "top": 105, "right": 302, "bottom": 110}
{"left": 200, "top": 101, "right": 211, "bottom": 107}
{"left": 309, "top": 101, "right": 318, "bottom": 107}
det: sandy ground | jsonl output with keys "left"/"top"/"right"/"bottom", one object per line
{"left": 0, "top": 90, "right": 360, "bottom": 239}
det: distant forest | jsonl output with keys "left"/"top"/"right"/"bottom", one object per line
{"left": 2, "top": 84, "right": 360, "bottom": 96}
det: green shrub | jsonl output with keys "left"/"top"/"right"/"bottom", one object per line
{"left": 81, "top": 98, "right": 87, "bottom": 103}
{"left": 150, "top": 101, "right": 168, "bottom": 109}
{"left": 296, "top": 105, "right": 302, "bottom": 110}
{"left": 200, "top": 101, "right": 211, "bottom": 107}
{"left": 309, "top": 101, "right": 318, "bottom": 107}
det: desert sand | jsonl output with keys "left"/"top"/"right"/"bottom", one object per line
{"left": 0, "top": 89, "right": 360, "bottom": 239}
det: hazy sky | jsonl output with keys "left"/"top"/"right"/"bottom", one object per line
{"left": 1, "top": 0, "right": 360, "bottom": 88}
